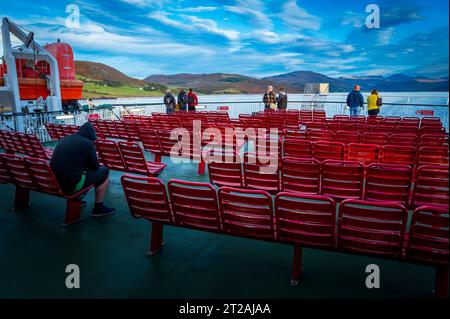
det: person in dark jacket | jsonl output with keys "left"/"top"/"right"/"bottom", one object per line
{"left": 177, "top": 88, "right": 188, "bottom": 112}
{"left": 50, "top": 122, "right": 115, "bottom": 218}
{"left": 346, "top": 85, "right": 365, "bottom": 117}
{"left": 163, "top": 89, "right": 176, "bottom": 114}
{"left": 187, "top": 88, "right": 198, "bottom": 112}
{"left": 277, "top": 87, "right": 288, "bottom": 110}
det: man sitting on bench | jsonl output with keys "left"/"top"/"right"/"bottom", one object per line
{"left": 50, "top": 122, "right": 116, "bottom": 218}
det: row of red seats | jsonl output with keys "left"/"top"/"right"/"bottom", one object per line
{"left": 207, "top": 154, "right": 448, "bottom": 208}
{"left": 0, "top": 153, "right": 93, "bottom": 225}
{"left": 120, "top": 175, "right": 449, "bottom": 298}
{"left": 45, "top": 123, "right": 80, "bottom": 141}
{"left": 306, "top": 125, "right": 446, "bottom": 137}
{"left": 0, "top": 130, "right": 53, "bottom": 160}
{"left": 286, "top": 129, "right": 449, "bottom": 147}
{"left": 94, "top": 139, "right": 166, "bottom": 176}
{"left": 282, "top": 140, "right": 449, "bottom": 166}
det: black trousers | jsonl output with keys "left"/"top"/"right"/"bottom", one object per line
{"left": 368, "top": 109, "right": 380, "bottom": 116}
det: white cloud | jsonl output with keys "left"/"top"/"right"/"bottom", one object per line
{"left": 180, "top": 15, "right": 240, "bottom": 41}
{"left": 224, "top": 0, "right": 272, "bottom": 27}
{"left": 120, "top": 0, "right": 167, "bottom": 8}
{"left": 174, "top": 6, "right": 218, "bottom": 13}
{"left": 280, "top": 0, "right": 321, "bottom": 31}
{"left": 377, "top": 27, "right": 395, "bottom": 46}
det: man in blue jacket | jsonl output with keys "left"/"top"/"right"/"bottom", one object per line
{"left": 346, "top": 85, "right": 364, "bottom": 117}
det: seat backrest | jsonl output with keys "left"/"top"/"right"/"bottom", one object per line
{"left": 117, "top": 141, "right": 150, "bottom": 175}
{"left": 381, "top": 145, "right": 417, "bottom": 165}
{"left": 321, "top": 160, "right": 364, "bottom": 200}
{"left": 283, "top": 129, "right": 307, "bottom": 140}
{"left": 168, "top": 179, "right": 221, "bottom": 231}
{"left": 365, "top": 163, "right": 412, "bottom": 205}
{"left": 243, "top": 152, "right": 280, "bottom": 194}
{"left": 219, "top": 186, "right": 274, "bottom": 239}
{"left": 337, "top": 199, "right": 407, "bottom": 258}
{"left": 417, "top": 146, "right": 449, "bottom": 166}
{"left": 275, "top": 192, "right": 336, "bottom": 248}
{"left": 121, "top": 175, "right": 173, "bottom": 223}
{"left": 23, "top": 157, "right": 62, "bottom": 196}
{"left": 281, "top": 157, "right": 321, "bottom": 194}
{"left": 308, "top": 129, "right": 334, "bottom": 142}
{"left": 95, "top": 139, "right": 126, "bottom": 171}
{"left": 347, "top": 143, "right": 380, "bottom": 164}
{"left": 0, "top": 154, "right": 11, "bottom": 184}
{"left": 283, "top": 139, "right": 313, "bottom": 158}
{"left": 2, "top": 154, "right": 34, "bottom": 190}
{"left": 18, "top": 133, "right": 49, "bottom": 159}
{"left": 360, "top": 132, "right": 388, "bottom": 146}
{"left": 139, "top": 128, "right": 162, "bottom": 154}
{"left": 313, "top": 141, "right": 346, "bottom": 162}
{"left": 388, "top": 133, "right": 418, "bottom": 147}
{"left": 207, "top": 150, "right": 243, "bottom": 188}
{"left": 412, "top": 165, "right": 449, "bottom": 208}
{"left": 157, "top": 129, "right": 180, "bottom": 157}
{"left": 114, "top": 121, "right": 129, "bottom": 140}
{"left": 404, "top": 206, "right": 449, "bottom": 266}
{"left": 335, "top": 130, "right": 360, "bottom": 144}
{"left": 44, "top": 123, "right": 59, "bottom": 140}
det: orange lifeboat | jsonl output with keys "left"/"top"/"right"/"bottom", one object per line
{"left": 0, "top": 41, "right": 83, "bottom": 104}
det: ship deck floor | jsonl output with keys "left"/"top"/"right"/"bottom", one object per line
{"left": 0, "top": 144, "right": 436, "bottom": 299}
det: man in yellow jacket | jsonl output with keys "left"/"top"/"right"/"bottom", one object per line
{"left": 367, "top": 89, "right": 382, "bottom": 116}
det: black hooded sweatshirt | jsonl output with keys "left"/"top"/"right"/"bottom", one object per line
{"left": 50, "top": 122, "right": 100, "bottom": 193}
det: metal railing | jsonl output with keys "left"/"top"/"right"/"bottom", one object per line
{"left": 1, "top": 100, "right": 448, "bottom": 142}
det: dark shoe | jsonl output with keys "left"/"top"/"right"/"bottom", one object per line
{"left": 92, "top": 204, "right": 116, "bottom": 218}
{"left": 80, "top": 200, "right": 87, "bottom": 208}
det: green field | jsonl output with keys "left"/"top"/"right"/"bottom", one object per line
{"left": 81, "top": 82, "right": 165, "bottom": 99}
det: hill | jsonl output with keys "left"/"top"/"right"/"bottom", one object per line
{"left": 75, "top": 61, "right": 167, "bottom": 98}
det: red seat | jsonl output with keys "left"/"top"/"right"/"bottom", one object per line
{"left": 117, "top": 141, "right": 166, "bottom": 176}
{"left": 365, "top": 163, "right": 413, "bottom": 206}
{"left": 360, "top": 132, "right": 389, "bottom": 146}
{"left": 95, "top": 139, "right": 127, "bottom": 171}
{"left": 321, "top": 160, "right": 364, "bottom": 200}
{"left": 337, "top": 199, "right": 408, "bottom": 258}
{"left": 313, "top": 141, "right": 346, "bottom": 162}
{"left": 308, "top": 129, "right": 334, "bottom": 142}
{"left": 404, "top": 205, "right": 449, "bottom": 268}
{"left": 243, "top": 153, "right": 280, "bottom": 194}
{"left": 219, "top": 186, "right": 274, "bottom": 239}
{"left": 281, "top": 157, "right": 321, "bottom": 194}
{"left": 388, "top": 133, "right": 418, "bottom": 147}
{"left": 168, "top": 180, "right": 221, "bottom": 231}
{"left": 411, "top": 165, "right": 449, "bottom": 209}
{"left": 283, "top": 129, "right": 307, "bottom": 140}
{"left": 419, "top": 134, "right": 449, "bottom": 147}
{"left": 275, "top": 192, "right": 336, "bottom": 248}
{"left": 283, "top": 139, "right": 313, "bottom": 158}
{"left": 0, "top": 154, "right": 12, "bottom": 184}
{"left": 417, "top": 146, "right": 449, "bottom": 166}
{"left": 121, "top": 175, "right": 173, "bottom": 223}
{"left": 347, "top": 143, "right": 380, "bottom": 164}
{"left": 139, "top": 128, "right": 163, "bottom": 161}
{"left": 207, "top": 150, "right": 243, "bottom": 188}
{"left": 381, "top": 145, "right": 417, "bottom": 165}
{"left": 157, "top": 129, "right": 181, "bottom": 158}
{"left": 2, "top": 153, "right": 35, "bottom": 190}
{"left": 334, "top": 130, "right": 360, "bottom": 144}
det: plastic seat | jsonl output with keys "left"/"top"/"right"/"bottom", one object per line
{"left": 207, "top": 150, "right": 243, "bottom": 188}
{"left": 0, "top": 154, "right": 12, "bottom": 184}
{"left": 121, "top": 175, "right": 173, "bottom": 223}
{"left": 347, "top": 143, "right": 380, "bottom": 164}
{"left": 308, "top": 129, "right": 334, "bottom": 142}
{"left": 411, "top": 165, "right": 449, "bottom": 208}
{"left": 95, "top": 139, "right": 127, "bottom": 171}
{"left": 168, "top": 180, "right": 221, "bottom": 231}
{"left": 365, "top": 163, "right": 413, "bottom": 206}
{"left": 321, "top": 160, "right": 364, "bottom": 200}
{"left": 388, "top": 133, "right": 418, "bottom": 147}
{"left": 337, "top": 199, "right": 408, "bottom": 258}
{"left": 404, "top": 205, "right": 449, "bottom": 266}
{"left": 281, "top": 157, "right": 321, "bottom": 194}
{"left": 283, "top": 139, "right": 313, "bottom": 158}
{"left": 334, "top": 130, "right": 360, "bottom": 144}
{"left": 275, "top": 192, "right": 336, "bottom": 248}
{"left": 118, "top": 141, "right": 166, "bottom": 176}
{"left": 243, "top": 153, "right": 280, "bottom": 194}
{"left": 417, "top": 146, "right": 449, "bottom": 166}
{"left": 381, "top": 145, "right": 417, "bottom": 166}
{"left": 313, "top": 141, "right": 346, "bottom": 162}
{"left": 283, "top": 129, "right": 307, "bottom": 140}
{"left": 219, "top": 186, "right": 274, "bottom": 239}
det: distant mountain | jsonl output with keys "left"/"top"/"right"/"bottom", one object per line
{"left": 146, "top": 70, "right": 448, "bottom": 94}
{"left": 144, "top": 73, "right": 302, "bottom": 94}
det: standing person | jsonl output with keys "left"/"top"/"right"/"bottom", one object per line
{"left": 187, "top": 88, "right": 198, "bottom": 112}
{"left": 177, "top": 88, "right": 188, "bottom": 112}
{"left": 277, "top": 87, "right": 288, "bottom": 110}
{"left": 263, "top": 85, "right": 277, "bottom": 110}
{"left": 163, "top": 89, "right": 176, "bottom": 114}
{"left": 367, "top": 89, "right": 382, "bottom": 116}
{"left": 346, "top": 85, "right": 364, "bottom": 117}
{"left": 50, "top": 122, "right": 115, "bottom": 218}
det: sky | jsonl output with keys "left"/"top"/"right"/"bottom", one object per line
{"left": 0, "top": 0, "right": 448, "bottom": 79}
